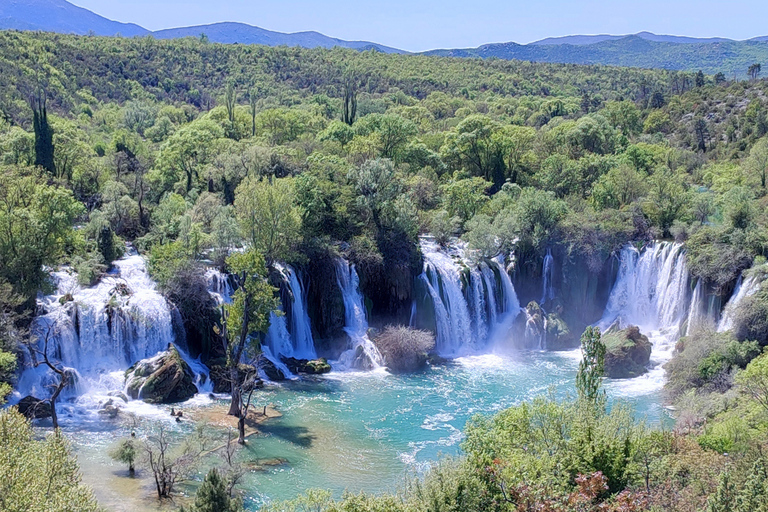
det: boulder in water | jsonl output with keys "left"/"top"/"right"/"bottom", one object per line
{"left": 259, "top": 357, "right": 287, "bottom": 381}
{"left": 16, "top": 396, "right": 52, "bottom": 419}
{"left": 210, "top": 362, "right": 263, "bottom": 391}
{"left": 280, "top": 357, "right": 332, "bottom": 375}
{"left": 603, "top": 326, "right": 652, "bottom": 379}
{"left": 545, "top": 312, "right": 575, "bottom": 350}
{"left": 124, "top": 345, "right": 197, "bottom": 404}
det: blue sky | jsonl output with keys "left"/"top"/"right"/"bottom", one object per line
{"left": 72, "top": 0, "right": 768, "bottom": 52}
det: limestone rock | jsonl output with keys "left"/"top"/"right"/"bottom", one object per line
{"left": 124, "top": 345, "right": 197, "bottom": 404}
{"left": 603, "top": 326, "right": 652, "bottom": 379}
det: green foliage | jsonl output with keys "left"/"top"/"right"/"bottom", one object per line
{"left": 235, "top": 176, "right": 302, "bottom": 265}
{"left": 0, "top": 168, "right": 84, "bottom": 298}
{"left": 577, "top": 326, "right": 606, "bottom": 408}
{"left": 109, "top": 436, "right": 137, "bottom": 473}
{"left": 185, "top": 468, "right": 242, "bottom": 512}
{"left": 0, "top": 408, "right": 99, "bottom": 512}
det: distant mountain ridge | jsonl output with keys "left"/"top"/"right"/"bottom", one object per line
{"left": 0, "top": 0, "right": 404, "bottom": 53}
{"left": 152, "top": 22, "right": 406, "bottom": 53}
{"left": 0, "top": 0, "right": 148, "bottom": 37}
{"left": 1, "top": 0, "right": 767, "bottom": 75}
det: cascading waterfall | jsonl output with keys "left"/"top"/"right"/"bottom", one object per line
{"left": 598, "top": 242, "right": 693, "bottom": 391}
{"left": 334, "top": 258, "right": 384, "bottom": 370}
{"left": 264, "top": 264, "right": 317, "bottom": 362}
{"left": 540, "top": 248, "right": 555, "bottom": 305}
{"left": 418, "top": 239, "right": 521, "bottom": 356}
{"left": 15, "top": 250, "right": 176, "bottom": 405}
{"left": 206, "top": 268, "right": 233, "bottom": 304}
{"left": 718, "top": 274, "right": 761, "bottom": 332}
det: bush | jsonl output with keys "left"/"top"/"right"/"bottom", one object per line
{"left": 666, "top": 330, "right": 760, "bottom": 398}
{"left": 734, "top": 285, "right": 768, "bottom": 346}
{"left": 373, "top": 326, "right": 435, "bottom": 373}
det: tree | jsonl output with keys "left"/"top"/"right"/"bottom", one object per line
{"left": 576, "top": 326, "right": 605, "bottom": 408}
{"left": 735, "top": 352, "right": 768, "bottom": 414}
{"left": 714, "top": 72, "right": 726, "bottom": 85}
{"left": 143, "top": 424, "right": 209, "bottom": 499}
{"left": 30, "top": 89, "right": 55, "bottom": 175}
{"left": 221, "top": 250, "right": 278, "bottom": 443}
{"left": 695, "top": 70, "right": 706, "bottom": 87}
{"left": 225, "top": 82, "right": 237, "bottom": 138}
{"left": 26, "top": 325, "right": 72, "bottom": 429}
{"left": 0, "top": 408, "right": 100, "bottom": 512}
{"left": 109, "top": 433, "right": 138, "bottom": 475}
{"left": 749, "top": 63, "right": 762, "bottom": 81}
{"left": 234, "top": 176, "right": 302, "bottom": 266}
{"left": 746, "top": 137, "right": 768, "bottom": 190}
{"left": 441, "top": 176, "right": 491, "bottom": 223}
{"left": 156, "top": 119, "right": 224, "bottom": 193}
{"left": 183, "top": 469, "right": 242, "bottom": 512}
{"left": 342, "top": 77, "right": 357, "bottom": 126}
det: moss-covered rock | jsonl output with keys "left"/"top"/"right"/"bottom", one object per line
{"left": 124, "top": 345, "right": 197, "bottom": 404}
{"left": 281, "top": 357, "right": 332, "bottom": 375}
{"left": 17, "top": 396, "right": 52, "bottom": 419}
{"left": 209, "top": 363, "right": 261, "bottom": 392}
{"left": 603, "top": 326, "right": 652, "bottom": 379}
{"left": 545, "top": 311, "right": 575, "bottom": 350}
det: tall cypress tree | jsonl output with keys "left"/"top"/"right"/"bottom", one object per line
{"left": 31, "top": 92, "right": 55, "bottom": 175}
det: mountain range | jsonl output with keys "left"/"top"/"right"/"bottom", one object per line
{"left": 2, "top": 0, "right": 768, "bottom": 75}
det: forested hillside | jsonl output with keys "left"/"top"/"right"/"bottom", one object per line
{"left": 2, "top": 31, "right": 768, "bottom": 511}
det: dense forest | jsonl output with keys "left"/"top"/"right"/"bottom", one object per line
{"left": 2, "top": 31, "right": 768, "bottom": 511}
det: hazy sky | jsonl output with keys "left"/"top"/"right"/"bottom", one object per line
{"left": 72, "top": 0, "right": 768, "bottom": 52}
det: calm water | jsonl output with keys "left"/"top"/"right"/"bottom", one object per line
{"left": 57, "top": 350, "right": 671, "bottom": 510}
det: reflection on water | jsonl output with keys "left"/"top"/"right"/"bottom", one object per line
{"left": 61, "top": 351, "right": 670, "bottom": 511}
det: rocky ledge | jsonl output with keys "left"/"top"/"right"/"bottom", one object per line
{"left": 603, "top": 326, "right": 652, "bottom": 379}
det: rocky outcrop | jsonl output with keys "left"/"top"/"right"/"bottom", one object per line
{"left": 281, "top": 357, "right": 332, "bottom": 375}
{"left": 125, "top": 345, "right": 197, "bottom": 403}
{"left": 545, "top": 310, "right": 575, "bottom": 350}
{"left": 603, "top": 326, "right": 652, "bottom": 379}
{"left": 259, "top": 357, "right": 287, "bottom": 381}
{"left": 17, "top": 396, "right": 52, "bottom": 419}
{"left": 209, "top": 361, "right": 262, "bottom": 392}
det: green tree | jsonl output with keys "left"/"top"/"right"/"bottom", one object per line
{"left": 0, "top": 169, "right": 84, "bottom": 298}
{"left": 441, "top": 176, "right": 491, "bottom": 223}
{"left": 234, "top": 176, "right": 302, "bottom": 266}
{"left": 184, "top": 469, "right": 242, "bottom": 512}
{"left": 576, "top": 326, "right": 605, "bottom": 408}
{"left": 221, "top": 250, "right": 278, "bottom": 443}
{"left": 109, "top": 434, "right": 138, "bottom": 475}
{"left": 0, "top": 408, "right": 99, "bottom": 512}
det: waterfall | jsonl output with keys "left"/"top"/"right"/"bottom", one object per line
{"left": 334, "top": 258, "right": 384, "bottom": 370}
{"left": 177, "top": 346, "right": 214, "bottom": 394}
{"left": 685, "top": 279, "right": 716, "bottom": 335}
{"left": 418, "top": 238, "right": 521, "bottom": 356}
{"left": 16, "top": 250, "right": 176, "bottom": 402}
{"left": 540, "top": 248, "right": 555, "bottom": 305}
{"left": 264, "top": 264, "right": 317, "bottom": 361}
{"left": 206, "top": 268, "right": 233, "bottom": 304}
{"left": 718, "top": 274, "right": 761, "bottom": 332}
{"left": 598, "top": 242, "right": 691, "bottom": 389}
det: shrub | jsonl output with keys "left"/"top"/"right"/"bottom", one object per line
{"left": 373, "top": 326, "right": 435, "bottom": 373}
{"left": 734, "top": 285, "right": 768, "bottom": 346}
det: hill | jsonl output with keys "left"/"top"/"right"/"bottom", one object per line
{"left": 0, "top": 0, "right": 148, "bottom": 36}
{"left": 152, "top": 22, "right": 406, "bottom": 53}
{"left": 425, "top": 35, "right": 768, "bottom": 77}
{"left": 531, "top": 31, "right": 735, "bottom": 46}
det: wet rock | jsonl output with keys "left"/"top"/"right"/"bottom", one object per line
{"left": 107, "top": 391, "right": 129, "bottom": 403}
{"left": 98, "top": 399, "right": 120, "bottom": 418}
{"left": 603, "top": 326, "right": 652, "bottom": 379}
{"left": 259, "top": 357, "right": 286, "bottom": 381}
{"left": 124, "top": 345, "right": 197, "bottom": 404}
{"left": 210, "top": 363, "right": 262, "bottom": 392}
{"left": 280, "top": 357, "right": 332, "bottom": 375}
{"left": 545, "top": 312, "right": 576, "bottom": 350}
{"left": 16, "top": 396, "right": 52, "bottom": 419}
